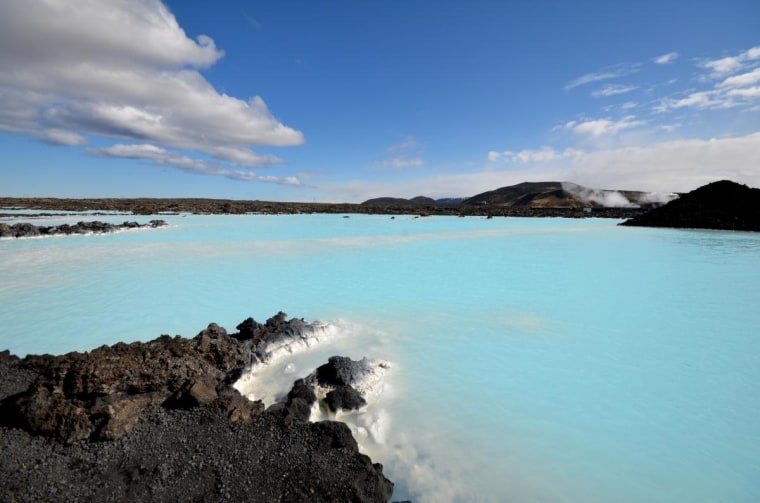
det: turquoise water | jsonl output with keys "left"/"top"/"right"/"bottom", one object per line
{"left": 2, "top": 213, "right": 759, "bottom": 502}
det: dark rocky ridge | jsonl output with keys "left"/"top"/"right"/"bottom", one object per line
{"left": 0, "top": 314, "right": 394, "bottom": 502}
{"left": 0, "top": 195, "right": 647, "bottom": 219}
{"left": 621, "top": 180, "right": 760, "bottom": 231}
{"left": 0, "top": 219, "right": 167, "bottom": 238}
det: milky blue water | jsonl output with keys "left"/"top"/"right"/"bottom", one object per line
{"left": 2, "top": 213, "right": 759, "bottom": 502}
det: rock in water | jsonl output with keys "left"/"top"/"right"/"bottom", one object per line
{"left": 0, "top": 314, "right": 394, "bottom": 502}
{"left": 310, "top": 355, "right": 390, "bottom": 397}
{"left": 325, "top": 385, "right": 367, "bottom": 412}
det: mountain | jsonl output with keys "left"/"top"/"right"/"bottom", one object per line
{"left": 360, "top": 196, "right": 437, "bottom": 207}
{"left": 462, "top": 181, "right": 580, "bottom": 207}
{"left": 461, "top": 181, "right": 665, "bottom": 208}
{"left": 361, "top": 181, "right": 675, "bottom": 209}
{"left": 621, "top": 180, "right": 760, "bottom": 231}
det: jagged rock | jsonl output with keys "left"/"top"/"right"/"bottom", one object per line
{"left": 233, "top": 312, "right": 335, "bottom": 364}
{"left": 0, "top": 315, "right": 395, "bottom": 501}
{"left": 309, "top": 356, "right": 389, "bottom": 397}
{"left": 266, "top": 379, "right": 318, "bottom": 423}
{"left": 288, "top": 378, "right": 317, "bottom": 404}
{"left": 0, "top": 323, "right": 252, "bottom": 442}
{"left": 310, "top": 420, "right": 359, "bottom": 452}
{"left": 164, "top": 376, "right": 219, "bottom": 409}
{"left": 212, "top": 387, "right": 264, "bottom": 424}
{"left": 325, "top": 385, "right": 367, "bottom": 412}
{"left": 0, "top": 220, "right": 168, "bottom": 239}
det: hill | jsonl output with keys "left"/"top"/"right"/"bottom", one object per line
{"left": 360, "top": 196, "right": 437, "bottom": 207}
{"left": 362, "top": 181, "right": 666, "bottom": 209}
{"left": 621, "top": 180, "right": 760, "bottom": 231}
{"left": 461, "top": 181, "right": 662, "bottom": 208}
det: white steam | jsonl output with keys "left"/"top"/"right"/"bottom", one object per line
{"left": 562, "top": 182, "right": 635, "bottom": 207}
{"left": 561, "top": 182, "right": 678, "bottom": 207}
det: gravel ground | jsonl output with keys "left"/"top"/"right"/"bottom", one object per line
{"left": 0, "top": 361, "right": 394, "bottom": 502}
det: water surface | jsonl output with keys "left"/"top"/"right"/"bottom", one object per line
{"left": 2, "top": 213, "right": 759, "bottom": 502}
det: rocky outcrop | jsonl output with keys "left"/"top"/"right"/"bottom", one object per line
{"left": 0, "top": 219, "right": 167, "bottom": 238}
{"left": 0, "top": 314, "right": 395, "bottom": 502}
{"left": 621, "top": 180, "right": 760, "bottom": 231}
{"left": 271, "top": 356, "right": 390, "bottom": 414}
{"left": 235, "top": 311, "right": 337, "bottom": 364}
{"left": 0, "top": 322, "right": 256, "bottom": 443}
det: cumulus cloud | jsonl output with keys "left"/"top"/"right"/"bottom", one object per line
{"left": 654, "top": 52, "right": 679, "bottom": 65}
{"left": 565, "top": 116, "right": 645, "bottom": 136}
{"left": 0, "top": 0, "right": 303, "bottom": 180}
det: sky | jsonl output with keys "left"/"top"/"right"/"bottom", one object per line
{"left": 1, "top": 0, "right": 759, "bottom": 202}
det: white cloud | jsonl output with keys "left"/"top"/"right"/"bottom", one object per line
{"left": 654, "top": 52, "right": 679, "bottom": 65}
{"left": 376, "top": 136, "right": 425, "bottom": 168}
{"left": 324, "top": 132, "right": 760, "bottom": 202}
{"left": 488, "top": 147, "right": 582, "bottom": 163}
{"left": 591, "top": 84, "right": 638, "bottom": 98}
{"left": 0, "top": 0, "right": 303, "bottom": 180}
{"left": 727, "top": 86, "right": 760, "bottom": 98}
{"left": 566, "top": 116, "right": 645, "bottom": 136}
{"left": 564, "top": 65, "right": 638, "bottom": 90}
{"left": 700, "top": 46, "right": 760, "bottom": 77}
{"left": 717, "top": 67, "right": 760, "bottom": 88}
{"left": 653, "top": 47, "right": 760, "bottom": 113}
{"left": 38, "top": 129, "right": 88, "bottom": 146}
{"left": 385, "top": 136, "right": 418, "bottom": 154}
{"left": 376, "top": 156, "right": 424, "bottom": 169}
{"left": 89, "top": 143, "right": 300, "bottom": 185}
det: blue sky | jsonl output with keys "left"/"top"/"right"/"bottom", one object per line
{"left": 1, "top": 0, "right": 759, "bottom": 201}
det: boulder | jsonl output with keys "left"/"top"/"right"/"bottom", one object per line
{"left": 324, "top": 385, "right": 367, "bottom": 412}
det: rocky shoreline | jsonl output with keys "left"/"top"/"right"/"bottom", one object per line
{"left": 0, "top": 196, "right": 647, "bottom": 219}
{"left": 0, "top": 219, "right": 168, "bottom": 239}
{"left": 0, "top": 313, "right": 396, "bottom": 502}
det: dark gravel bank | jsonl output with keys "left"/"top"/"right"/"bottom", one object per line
{"left": 0, "top": 316, "right": 395, "bottom": 502}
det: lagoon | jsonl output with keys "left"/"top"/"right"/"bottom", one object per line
{"left": 1, "top": 213, "right": 759, "bottom": 502}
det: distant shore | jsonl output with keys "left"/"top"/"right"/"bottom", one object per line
{"left": 0, "top": 197, "right": 647, "bottom": 219}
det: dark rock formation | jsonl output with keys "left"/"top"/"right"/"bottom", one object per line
{"left": 310, "top": 355, "right": 382, "bottom": 389}
{"left": 0, "top": 195, "right": 648, "bottom": 218}
{"left": 621, "top": 180, "right": 760, "bottom": 231}
{"left": 0, "top": 314, "right": 394, "bottom": 502}
{"left": 0, "top": 219, "right": 167, "bottom": 238}
{"left": 0, "top": 322, "right": 253, "bottom": 443}
{"left": 325, "top": 385, "right": 367, "bottom": 412}
{"left": 297, "top": 356, "right": 387, "bottom": 413}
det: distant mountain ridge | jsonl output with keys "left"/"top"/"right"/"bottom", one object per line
{"left": 361, "top": 181, "right": 675, "bottom": 209}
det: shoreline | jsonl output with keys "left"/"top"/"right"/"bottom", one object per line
{"left": 0, "top": 314, "right": 397, "bottom": 502}
{"left": 0, "top": 196, "right": 647, "bottom": 219}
